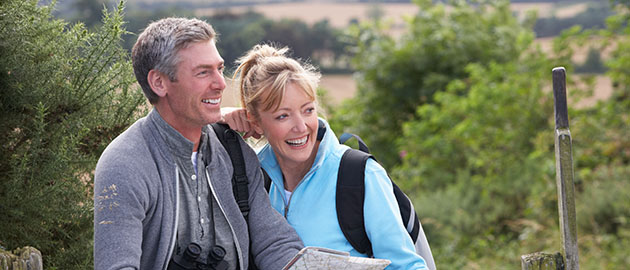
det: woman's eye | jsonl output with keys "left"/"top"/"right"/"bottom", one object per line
{"left": 275, "top": 114, "right": 288, "bottom": 120}
{"left": 305, "top": 107, "right": 315, "bottom": 114}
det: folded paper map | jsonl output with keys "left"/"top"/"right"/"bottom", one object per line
{"left": 283, "top": 247, "right": 391, "bottom": 270}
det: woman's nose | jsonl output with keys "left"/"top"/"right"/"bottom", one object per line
{"left": 292, "top": 116, "right": 307, "bottom": 133}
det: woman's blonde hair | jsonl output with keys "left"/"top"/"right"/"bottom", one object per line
{"left": 232, "top": 44, "right": 321, "bottom": 119}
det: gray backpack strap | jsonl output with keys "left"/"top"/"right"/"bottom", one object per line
{"left": 414, "top": 219, "right": 436, "bottom": 270}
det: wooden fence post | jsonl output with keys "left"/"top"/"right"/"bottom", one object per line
{"left": 521, "top": 252, "right": 564, "bottom": 270}
{"left": 520, "top": 67, "right": 580, "bottom": 270}
{"left": 552, "top": 67, "right": 579, "bottom": 270}
{"left": 0, "top": 246, "right": 43, "bottom": 270}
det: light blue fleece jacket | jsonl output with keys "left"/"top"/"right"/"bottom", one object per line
{"left": 257, "top": 118, "right": 428, "bottom": 270}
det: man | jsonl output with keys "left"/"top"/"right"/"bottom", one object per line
{"left": 93, "top": 18, "right": 303, "bottom": 270}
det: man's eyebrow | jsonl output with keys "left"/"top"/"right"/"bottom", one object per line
{"left": 193, "top": 62, "right": 224, "bottom": 69}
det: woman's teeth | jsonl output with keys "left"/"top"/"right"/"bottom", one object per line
{"left": 286, "top": 136, "right": 308, "bottom": 146}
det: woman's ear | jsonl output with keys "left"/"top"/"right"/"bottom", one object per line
{"left": 247, "top": 112, "right": 264, "bottom": 135}
{"left": 147, "top": 69, "right": 168, "bottom": 98}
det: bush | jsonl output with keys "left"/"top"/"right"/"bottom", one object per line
{"left": 330, "top": 0, "right": 534, "bottom": 169}
{"left": 0, "top": 1, "right": 146, "bottom": 268}
{"left": 393, "top": 53, "right": 554, "bottom": 267}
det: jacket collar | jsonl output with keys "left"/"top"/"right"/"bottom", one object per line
{"left": 148, "top": 108, "right": 210, "bottom": 161}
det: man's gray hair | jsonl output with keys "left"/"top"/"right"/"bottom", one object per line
{"left": 132, "top": 17, "right": 217, "bottom": 104}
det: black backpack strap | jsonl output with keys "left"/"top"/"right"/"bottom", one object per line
{"left": 337, "top": 133, "right": 422, "bottom": 258}
{"left": 262, "top": 168, "right": 271, "bottom": 192}
{"left": 392, "top": 182, "right": 420, "bottom": 242}
{"left": 339, "top": 133, "right": 370, "bottom": 153}
{"left": 336, "top": 148, "right": 374, "bottom": 257}
{"left": 211, "top": 123, "right": 250, "bottom": 221}
{"left": 211, "top": 123, "right": 260, "bottom": 270}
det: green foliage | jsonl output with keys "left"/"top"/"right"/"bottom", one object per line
{"left": 121, "top": 6, "right": 193, "bottom": 54}
{"left": 575, "top": 47, "right": 606, "bottom": 74}
{"left": 570, "top": 5, "right": 630, "bottom": 266}
{"left": 70, "top": 0, "right": 113, "bottom": 28}
{"left": 328, "top": 0, "right": 630, "bottom": 268}
{"left": 0, "top": 0, "right": 146, "bottom": 268}
{"left": 330, "top": 0, "right": 534, "bottom": 169}
{"left": 206, "top": 11, "right": 347, "bottom": 72}
{"left": 106, "top": 7, "right": 349, "bottom": 73}
{"left": 393, "top": 51, "right": 555, "bottom": 267}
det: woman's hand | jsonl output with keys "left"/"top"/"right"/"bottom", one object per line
{"left": 220, "top": 107, "right": 262, "bottom": 139}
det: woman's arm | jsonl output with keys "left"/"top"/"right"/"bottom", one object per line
{"left": 220, "top": 107, "right": 262, "bottom": 139}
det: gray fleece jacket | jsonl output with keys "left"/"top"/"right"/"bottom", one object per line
{"left": 94, "top": 109, "right": 303, "bottom": 270}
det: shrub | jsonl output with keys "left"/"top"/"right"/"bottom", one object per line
{"left": 0, "top": 1, "right": 146, "bottom": 268}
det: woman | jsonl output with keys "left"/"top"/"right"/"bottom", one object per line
{"left": 223, "top": 44, "right": 429, "bottom": 270}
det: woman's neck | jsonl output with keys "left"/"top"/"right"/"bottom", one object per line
{"left": 276, "top": 141, "right": 320, "bottom": 192}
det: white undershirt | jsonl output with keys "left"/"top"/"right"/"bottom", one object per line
{"left": 284, "top": 189, "right": 292, "bottom": 207}
{"left": 191, "top": 151, "right": 198, "bottom": 175}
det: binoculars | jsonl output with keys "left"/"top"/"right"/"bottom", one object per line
{"left": 168, "top": 243, "right": 229, "bottom": 270}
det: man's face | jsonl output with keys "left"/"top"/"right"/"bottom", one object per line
{"left": 158, "top": 40, "right": 226, "bottom": 133}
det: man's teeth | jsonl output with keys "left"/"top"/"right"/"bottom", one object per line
{"left": 202, "top": 98, "right": 220, "bottom": 104}
{"left": 286, "top": 136, "right": 308, "bottom": 146}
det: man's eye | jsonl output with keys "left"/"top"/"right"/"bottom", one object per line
{"left": 197, "top": 70, "right": 208, "bottom": 76}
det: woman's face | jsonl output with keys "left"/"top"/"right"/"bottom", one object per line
{"left": 252, "top": 83, "right": 319, "bottom": 168}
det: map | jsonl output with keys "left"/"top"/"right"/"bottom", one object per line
{"left": 284, "top": 247, "right": 391, "bottom": 270}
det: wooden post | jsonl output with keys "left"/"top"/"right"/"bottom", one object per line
{"left": 0, "top": 246, "right": 43, "bottom": 270}
{"left": 552, "top": 67, "right": 579, "bottom": 270}
{"left": 521, "top": 252, "right": 564, "bottom": 270}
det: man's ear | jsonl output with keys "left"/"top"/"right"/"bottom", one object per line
{"left": 147, "top": 69, "right": 168, "bottom": 98}
{"left": 247, "top": 112, "right": 264, "bottom": 135}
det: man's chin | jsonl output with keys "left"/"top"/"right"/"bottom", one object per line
{"left": 204, "top": 115, "right": 222, "bottom": 125}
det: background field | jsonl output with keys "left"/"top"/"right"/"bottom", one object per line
{"left": 200, "top": 1, "right": 612, "bottom": 107}
{"left": 5, "top": 1, "right": 625, "bottom": 269}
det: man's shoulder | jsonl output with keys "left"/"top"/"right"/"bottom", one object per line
{"left": 97, "top": 118, "right": 156, "bottom": 172}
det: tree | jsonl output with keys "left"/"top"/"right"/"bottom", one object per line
{"left": 0, "top": 1, "right": 146, "bottom": 268}
{"left": 322, "top": 0, "right": 630, "bottom": 268}
{"left": 569, "top": 3, "right": 630, "bottom": 267}
{"left": 344, "top": 0, "right": 630, "bottom": 267}
{"left": 73, "top": 0, "right": 111, "bottom": 28}
{"left": 391, "top": 54, "right": 555, "bottom": 267}
{"left": 575, "top": 47, "right": 606, "bottom": 74}
{"left": 204, "top": 10, "right": 346, "bottom": 72}
{"left": 330, "top": 0, "right": 534, "bottom": 169}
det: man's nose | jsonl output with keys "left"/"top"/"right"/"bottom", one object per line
{"left": 211, "top": 71, "right": 226, "bottom": 90}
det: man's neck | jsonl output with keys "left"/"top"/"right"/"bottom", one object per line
{"left": 155, "top": 107, "right": 202, "bottom": 152}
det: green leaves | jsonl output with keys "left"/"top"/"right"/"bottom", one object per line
{"left": 331, "top": 1, "right": 630, "bottom": 268}
{"left": 334, "top": 0, "right": 532, "bottom": 169}
{"left": 0, "top": 1, "right": 145, "bottom": 268}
